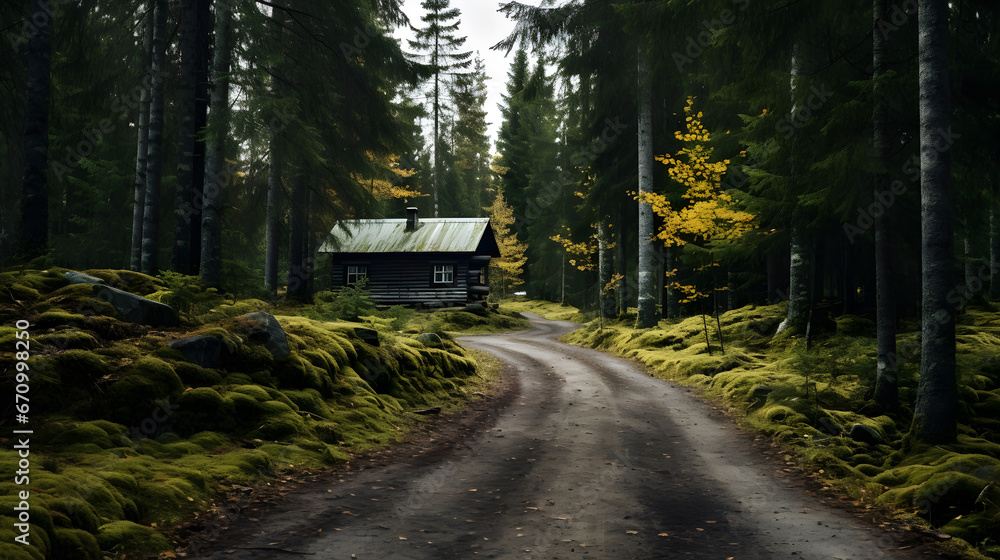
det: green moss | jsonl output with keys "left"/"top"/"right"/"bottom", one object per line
{"left": 172, "top": 361, "right": 224, "bottom": 387}
{"left": 51, "top": 527, "right": 101, "bottom": 560}
{"left": 95, "top": 520, "right": 170, "bottom": 555}
{"left": 35, "top": 329, "right": 99, "bottom": 350}
{"left": 38, "top": 283, "right": 117, "bottom": 317}
{"left": 174, "top": 387, "right": 235, "bottom": 435}
{"left": 36, "top": 310, "right": 87, "bottom": 328}
{"left": 83, "top": 269, "right": 165, "bottom": 296}
{"left": 103, "top": 357, "right": 184, "bottom": 424}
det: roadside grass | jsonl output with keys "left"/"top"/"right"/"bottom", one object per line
{"left": 0, "top": 268, "right": 508, "bottom": 559}
{"left": 564, "top": 303, "right": 1000, "bottom": 560}
{"left": 403, "top": 306, "right": 530, "bottom": 335}
{"left": 499, "top": 298, "right": 588, "bottom": 322}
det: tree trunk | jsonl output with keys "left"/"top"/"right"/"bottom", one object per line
{"left": 131, "top": 6, "right": 154, "bottom": 271}
{"left": 173, "top": 0, "right": 201, "bottom": 274}
{"left": 874, "top": 9, "right": 899, "bottom": 408}
{"left": 912, "top": 0, "right": 956, "bottom": 444}
{"left": 777, "top": 43, "right": 811, "bottom": 335}
{"left": 616, "top": 201, "right": 626, "bottom": 316}
{"left": 141, "top": 0, "right": 168, "bottom": 275}
{"left": 190, "top": 0, "right": 210, "bottom": 271}
{"left": 598, "top": 217, "right": 612, "bottom": 319}
{"left": 287, "top": 172, "right": 307, "bottom": 299}
{"left": 778, "top": 225, "right": 811, "bottom": 334}
{"left": 264, "top": 132, "right": 281, "bottom": 296}
{"left": 199, "top": 2, "right": 233, "bottom": 287}
{"left": 19, "top": 0, "right": 52, "bottom": 260}
{"left": 991, "top": 201, "right": 1000, "bottom": 301}
{"left": 636, "top": 46, "right": 657, "bottom": 328}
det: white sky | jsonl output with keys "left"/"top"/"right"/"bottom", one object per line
{"left": 395, "top": 0, "right": 520, "bottom": 152}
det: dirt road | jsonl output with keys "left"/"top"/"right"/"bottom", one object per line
{"left": 189, "top": 314, "right": 925, "bottom": 559}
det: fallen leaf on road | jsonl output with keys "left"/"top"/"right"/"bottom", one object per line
{"left": 626, "top": 530, "right": 639, "bottom": 535}
{"left": 398, "top": 536, "right": 407, "bottom": 540}
{"left": 657, "top": 533, "right": 669, "bottom": 537}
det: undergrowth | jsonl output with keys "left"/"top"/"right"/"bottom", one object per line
{"left": 564, "top": 303, "right": 1000, "bottom": 560}
{"left": 0, "top": 268, "right": 511, "bottom": 559}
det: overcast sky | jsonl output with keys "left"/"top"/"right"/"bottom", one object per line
{"left": 395, "top": 0, "right": 521, "bottom": 152}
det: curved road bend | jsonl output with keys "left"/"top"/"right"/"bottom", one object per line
{"left": 195, "top": 313, "right": 921, "bottom": 560}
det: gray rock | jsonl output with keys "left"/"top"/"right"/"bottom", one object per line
{"left": 234, "top": 312, "right": 290, "bottom": 360}
{"left": 464, "top": 303, "right": 488, "bottom": 316}
{"left": 416, "top": 332, "right": 443, "bottom": 347}
{"left": 848, "top": 423, "right": 883, "bottom": 444}
{"left": 168, "top": 335, "right": 233, "bottom": 369}
{"left": 63, "top": 271, "right": 106, "bottom": 285}
{"left": 93, "top": 284, "right": 179, "bottom": 327}
{"left": 354, "top": 327, "right": 380, "bottom": 346}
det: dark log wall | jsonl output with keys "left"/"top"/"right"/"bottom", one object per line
{"left": 331, "top": 252, "right": 487, "bottom": 305}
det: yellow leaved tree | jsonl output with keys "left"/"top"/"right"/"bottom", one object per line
{"left": 487, "top": 188, "right": 527, "bottom": 299}
{"left": 637, "top": 97, "right": 755, "bottom": 352}
{"left": 359, "top": 153, "right": 428, "bottom": 201}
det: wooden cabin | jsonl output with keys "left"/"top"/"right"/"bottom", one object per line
{"left": 318, "top": 207, "right": 501, "bottom": 306}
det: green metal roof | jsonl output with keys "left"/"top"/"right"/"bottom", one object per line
{"left": 318, "top": 218, "right": 501, "bottom": 256}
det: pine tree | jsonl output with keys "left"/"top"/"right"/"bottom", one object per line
{"left": 408, "top": 0, "right": 472, "bottom": 218}
{"left": 450, "top": 54, "right": 490, "bottom": 216}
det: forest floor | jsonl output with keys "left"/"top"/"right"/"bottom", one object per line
{"left": 183, "top": 312, "right": 950, "bottom": 560}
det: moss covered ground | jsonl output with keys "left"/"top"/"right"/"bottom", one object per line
{"left": 499, "top": 299, "right": 587, "bottom": 322}
{"left": 564, "top": 303, "right": 1000, "bottom": 560}
{"left": 0, "top": 268, "right": 510, "bottom": 559}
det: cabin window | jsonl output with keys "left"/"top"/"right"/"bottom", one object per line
{"left": 433, "top": 264, "right": 454, "bottom": 284}
{"left": 346, "top": 264, "right": 367, "bottom": 285}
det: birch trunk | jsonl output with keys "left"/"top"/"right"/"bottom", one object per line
{"left": 777, "top": 42, "right": 811, "bottom": 335}
{"left": 636, "top": 45, "right": 657, "bottom": 328}
{"left": 913, "top": 0, "right": 957, "bottom": 444}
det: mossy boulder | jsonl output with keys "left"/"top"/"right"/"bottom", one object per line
{"left": 168, "top": 335, "right": 234, "bottom": 369}
{"left": 231, "top": 312, "right": 290, "bottom": 360}
{"left": 95, "top": 521, "right": 170, "bottom": 556}
{"left": 94, "top": 285, "right": 179, "bottom": 327}
{"left": 62, "top": 271, "right": 105, "bottom": 286}
{"left": 416, "top": 332, "right": 443, "bottom": 347}
{"left": 103, "top": 358, "right": 184, "bottom": 424}
{"left": 174, "top": 387, "right": 236, "bottom": 435}
{"left": 51, "top": 527, "right": 101, "bottom": 560}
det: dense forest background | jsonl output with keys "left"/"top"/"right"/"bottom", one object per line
{"left": 1, "top": 0, "right": 998, "bottom": 440}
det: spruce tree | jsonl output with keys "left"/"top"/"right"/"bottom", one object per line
{"left": 408, "top": 0, "right": 472, "bottom": 218}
